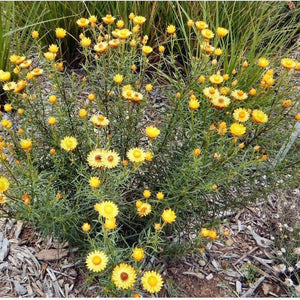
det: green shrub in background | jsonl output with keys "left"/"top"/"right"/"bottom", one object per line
{"left": 0, "top": 3, "right": 299, "bottom": 297}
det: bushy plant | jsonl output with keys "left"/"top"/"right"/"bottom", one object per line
{"left": 0, "top": 9, "right": 299, "bottom": 297}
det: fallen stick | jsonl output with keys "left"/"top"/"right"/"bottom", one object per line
{"left": 233, "top": 247, "right": 258, "bottom": 266}
{"left": 241, "top": 276, "right": 265, "bottom": 297}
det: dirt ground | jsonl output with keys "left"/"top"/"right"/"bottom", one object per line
{"left": 0, "top": 189, "right": 299, "bottom": 297}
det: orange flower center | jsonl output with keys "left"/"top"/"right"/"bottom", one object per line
{"left": 237, "top": 91, "right": 243, "bottom": 96}
{"left": 209, "top": 88, "right": 215, "bottom": 94}
{"left": 95, "top": 155, "right": 102, "bottom": 162}
{"left": 239, "top": 111, "right": 246, "bottom": 118}
{"left": 92, "top": 256, "right": 102, "bottom": 265}
{"left": 218, "top": 98, "right": 224, "bottom": 104}
{"left": 148, "top": 276, "right": 158, "bottom": 287}
{"left": 120, "top": 272, "right": 129, "bottom": 281}
{"left": 108, "top": 155, "right": 114, "bottom": 162}
{"left": 97, "top": 116, "right": 105, "bottom": 122}
{"left": 133, "top": 150, "right": 141, "bottom": 158}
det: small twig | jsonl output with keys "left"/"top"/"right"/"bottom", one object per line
{"left": 233, "top": 247, "right": 258, "bottom": 266}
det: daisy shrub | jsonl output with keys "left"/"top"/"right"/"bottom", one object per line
{"left": 0, "top": 9, "right": 299, "bottom": 297}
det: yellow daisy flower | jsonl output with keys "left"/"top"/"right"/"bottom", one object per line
{"left": 81, "top": 223, "right": 91, "bottom": 232}
{"left": 20, "top": 139, "right": 32, "bottom": 152}
{"left": 162, "top": 208, "right": 176, "bottom": 224}
{"left": 86, "top": 250, "right": 108, "bottom": 272}
{"left": 112, "top": 263, "right": 137, "bottom": 290}
{"left": 97, "top": 201, "right": 119, "bottom": 218}
{"left": 216, "top": 27, "right": 229, "bottom": 37}
{"left": 104, "top": 218, "right": 117, "bottom": 230}
{"left": 0, "top": 176, "right": 10, "bottom": 193}
{"left": 137, "top": 203, "right": 152, "bottom": 217}
{"left": 211, "top": 95, "right": 230, "bottom": 110}
{"left": 156, "top": 192, "right": 164, "bottom": 200}
{"left": 102, "top": 150, "right": 121, "bottom": 169}
{"left": 203, "top": 87, "right": 219, "bottom": 100}
{"left": 55, "top": 28, "right": 66, "bottom": 38}
{"left": 142, "top": 46, "right": 153, "bottom": 55}
{"left": 231, "top": 90, "right": 248, "bottom": 101}
{"left": 132, "top": 247, "right": 145, "bottom": 262}
{"left": 102, "top": 14, "right": 116, "bottom": 25}
{"left": 167, "top": 25, "right": 176, "bottom": 34}
{"left": 133, "top": 16, "right": 146, "bottom": 25}
{"left": 233, "top": 108, "right": 250, "bottom": 122}
{"left": 94, "top": 42, "right": 109, "bottom": 53}
{"left": 145, "top": 126, "right": 160, "bottom": 139}
{"left": 230, "top": 123, "right": 246, "bottom": 137}
{"left": 89, "top": 177, "right": 101, "bottom": 188}
{"left": 141, "top": 271, "right": 163, "bottom": 293}
{"left": 252, "top": 109, "right": 268, "bottom": 123}
{"left": 127, "top": 148, "right": 146, "bottom": 163}
{"left": 90, "top": 115, "right": 109, "bottom": 128}
{"left": 76, "top": 18, "right": 89, "bottom": 28}
{"left": 60, "top": 136, "right": 78, "bottom": 151}
{"left": 201, "top": 29, "right": 214, "bottom": 39}
{"left": 209, "top": 74, "right": 223, "bottom": 85}
{"left": 258, "top": 57, "right": 269, "bottom": 68}
{"left": 87, "top": 149, "right": 107, "bottom": 168}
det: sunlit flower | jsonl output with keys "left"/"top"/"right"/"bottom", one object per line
{"left": 32, "top": 30, "right": 39, "bottom": 39}
{"left": 132, "top": 248, "right": 145, "bottom": 261}
{"left": 217, "top": 27, "right": 228, "bottom": 37}
{"left": 82, "top": 223, "right": 91, "bottom": 232}
{"left": 230, "top": 123, "right": 246, "bottom": 137}
{"left": 114, "top": 74, "right": 124, "bottom": 84}
{"left": 86, "top": 250, "right": 108, "bottom": 272}
{"left": 145, "top": 126, "right": 160, "bottom": 139}
{"left": 20, "top": 139, "right": 32, "bottom": 152}
{"left": 249, "top": 88, "right": 257, "bottom": 96}
{"left": 258, "top": 57, "right": 269, "bottom": 68}
{"left": 203, "top": 87, "right": 219, "bottom": 99}
{"left": 133, "top": 16, "right": 146, "bottom": 25}
{"left": 231, "top": 90, "right": 248, "bottom": 101}
{"left": 0, "top": 176, "right": 10, "bottom": 193}
{"left": 80, "top": 37, "right": 91, "bottom": 47}
{"left": 167, "top": 25, "right": 176, "bottom": 34}
{"left": 211, "top": 95, "right": 230, "bottom": 109}
{"left": 141, "top": 271, "right": 163, "bottom": 293}
{"left": 76, "top": 18, "right": 89, "bottom": 27}
{"left": 60, "top": 136, "right": 78, "bottom": 151}
{"left": 88, "top": 15, "right": 97, "bottom": 24}
{"left": 102, "top": 14, "right": 116, "bottom": 25}
{"left": 145, "top": 84, "right": 153, "bottom": 92}
{"left": 4, "top": 104, "right": 12, "bottom": 112}
{"left": 187, "top": 20, "right": 194, "bottom": 27}
{"left": 281, "top": 58, "right": 295, "bottom": 69}
{"left": 112, "top": 263, "right": 136, "bottom": 290}
{"left": 94, "top": 42, "right": 109, "bottom": 53}
{"left": 209, "top": 74, "right": 223, "bottom": 85}
{"left": 48, "top": 44, "right": 59, "bottom": 53}
{"left": 156, "top": 192, "right": 164, "bottom": 200}
{"left": 201, "top": 28, "right": 214, "bottom": 39}
{"left": 137, "top": 202, "right": 152, "bottom": 217}
{"left": 282, "top": 100, "right": 291, "bottom": 108}
{"left": 127, "top": 148, "right": 146, "bottom": 163}
{"left": 109, "top": 39, "right": 121, "bottom": 48}
{"left": 101, "top": 217, "right": 116, "bottom": 230}
{"left": 189, "top": 98, "right": 200, "bottom": 110}
{"left": 117, "top": 19, "right": 125, "bottom": 28}
{"left": 48, "top": 116, "right": 57, "bottom": 125}
{"left": 143, "top": 189, "right": 151, "bottom": 199}
{"left": 214, "top": 48, "right": 222, "bottom": 56}
{"left": 162, "top": 208, "right": 176, "bottom": 224}
{"left": 102, "top": 150, "right": 121, "bottom": 169}
{"left": 195, "top": 21, "right": 208, "bottom": 30}
{"left": 90, "top": 115, "right": 109, "bottom": 128}
{"left": 97, "top": 201, "right": 119, "bottom": 218}
{"left": 87, "top": 149, "right": 107, "bottom": 168}
{"left": 0, "top": 71, "right": 11, "bottom": 82}
{"left": 145, "top": 151, "right": 153, "bottom": 161}
{"left": 159, "top": 45, "right": 165, "bottom": 53}
{"left": 44, "top": 52, "right": 56, "bottom": 60}
{"left": 116, "top": 29, "right": 132, "bottom": 39}
{"left": 252, "top": 109, "right": 268, "bottom": 123}
{"left": 55, "top": 28, "right": 67, "bottom": 38}
{"left": 89, "top": 176, "right": 101, "bottom": 188}
{"left": 233, "top": 108, "right": 250, "bottom": 122}
{"left": 142, "top": 45, "right": 153, "bottom": 55}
